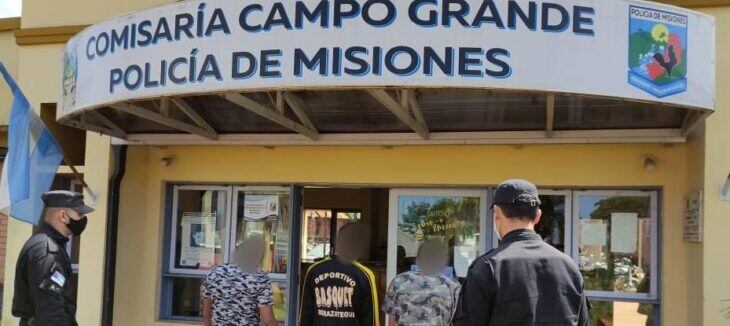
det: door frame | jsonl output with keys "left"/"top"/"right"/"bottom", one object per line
{"left": 539, "top": 189, "right": 574, "bottom": 257}
{"left": 571, "top": 189, "right": 659, "bottom": 301}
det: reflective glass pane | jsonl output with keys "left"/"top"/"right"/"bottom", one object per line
{"left": 302, "top": 209, "right": 333, "bottom": 262}
{"left": 173, "top": 189, "right": 229, "bottom": 272}
{"left": 395, "top": 194, "right": 481, "bottom": 279}
{"left": 272, "top": 281, "right": 288, "bottom": 324}
{"left": 535, "top": 195, "right": 567, "bottom": 252}
{"left": 577, "top": 194, "right": 652, "bottom": 295}
{"left": 170, "top": 277, "right": 204, "bottom": 318}
{"left": 589, "top": 300, "right": 655, "bottom": 326}
{"left": 235, "top": 190, "right": 290, "bottom": 274}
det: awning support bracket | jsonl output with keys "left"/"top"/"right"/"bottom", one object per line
{"left": 221, "top": 93, "right": 319, "bottom": 140}
{"left": 681, "top": 110, "right": 707, "bottom": 137}
{"left": 159, "top": 97, "right": 170, "bottom": 117}
{"left": 88, "top": 110, "right": 128, "bottom": 138}
{"left": 65, "top": 114, "right": 127, "bottom": 139}
{"left": 169, "top": 97, "right": 218, "bottom": 136}
{"left": 110, "top": 102, "right": 218, "bottom": 140}
{"left": 546, "top": 94, "right": 555, "bottom": 138}
{"left": 367, "top": 89, "right": 430, "bottom": 140}
{"left": 281, "top": 92, "right": 319, "bottom": 132}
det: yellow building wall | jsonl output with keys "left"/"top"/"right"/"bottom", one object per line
{"left": 20, "top": 0, "right": 172, "bottom": 28}
{"left": 114, "top": 143, "right": 693, "bottom": 325}
{"left": 699, "top": 6, "right": 730, "bottom": 326}
{"left": 0, "top": 27, "right": 19, "bottom": 125}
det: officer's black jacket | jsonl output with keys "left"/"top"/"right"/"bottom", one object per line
{"left": 454, "top": 229, "right": 589, "bottom": 326}
{"left": 12, "top": 224, "right": 77, "bottom": 326}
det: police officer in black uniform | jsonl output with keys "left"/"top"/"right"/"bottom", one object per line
{"left": 454, "top": 179, "right": 589, "bottom": 326}
{"left": 12, "top": 190, "right": 93, "bottom": 326}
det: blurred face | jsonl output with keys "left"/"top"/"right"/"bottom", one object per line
{"left": 336, "top": 224, "right": 369, "bottom": 263}
{"left": 416, "top": 240, "right": 448, "bottom": 276}
{"left": 235, "top": 235, "right": 265, "bottom": 272}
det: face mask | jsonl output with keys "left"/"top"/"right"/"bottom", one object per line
{"left": 493, "top": 217, "right": 502, "bottom": 242}
{"left": 66, "top": 215, "right": 88, "bottom": 236}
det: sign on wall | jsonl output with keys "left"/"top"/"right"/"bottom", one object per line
{"left": 684, "top": 190, "right": 703, "bottom": 243}
{"left": 59, "top": 0, "right": 716, "bottom": 120}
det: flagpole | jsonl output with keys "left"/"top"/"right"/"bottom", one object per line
{"left": 48, "top": 128, "right": 97, "bottom": 203}
{"left": 61, "top": 156, "right": 95, "bottom": 198}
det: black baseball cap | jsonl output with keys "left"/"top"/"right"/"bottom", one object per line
{"left": 493, "top": 179, "right": 541, "bottom": 207}
{"left": 41, "top": 190, "right": 95, "bottom": 214}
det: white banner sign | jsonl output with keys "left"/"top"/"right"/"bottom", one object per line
{"left": 59, "top": 0, "right": 716, "bottom": 119}
{"left": 244, "top": 194, "right": 280, "bottom": 221}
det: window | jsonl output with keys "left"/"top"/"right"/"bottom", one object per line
{"left": 169, "top": 186, "right": 231, "bottom": 275}
{"left": 233, "top": 187, "right": 291, "bottom": 275}
{"left": 301, "top": 209, "right": 361, "bottom": 263}
{"left": 302, "top": 209, "right": 333, "bottom": 262}
{"left": 162, "top": 185, "right": 231, "bottom": 320}
{"left": 573, "top": 191, "right": 657, "bottom": 301}
{"left": 387, "top": 189, "right": 488, "bottom": 282}
{"left": 487, "top": 188, "right": 660, "bottom": 325}
{"left": 161, "top": 185, "right": 291, "bottom": 323}
{"left": 588, "top": 300, "right": 657, "bottom": 326}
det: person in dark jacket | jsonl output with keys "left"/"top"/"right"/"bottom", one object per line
{"left": 12, "top": 190, "right": 93, "bottom": 326}
{"left": 299, "top": 222, "right": 379, "bottom": 326}
{"left": 453, "top": 179, "right": 589, "bottom": 326}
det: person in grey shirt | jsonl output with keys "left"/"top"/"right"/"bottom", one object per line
{"left": 453, "top": 179, "right": 589, "bottom": 326}
{"left": 383, "top": 239, "right": 461, "bottom": 326}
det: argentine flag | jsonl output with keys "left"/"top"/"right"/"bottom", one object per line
{"left": 0, "top": 61, "right": 64, "bottom": 225}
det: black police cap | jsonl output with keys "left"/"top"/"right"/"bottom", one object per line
{"left": 493, "top": 179, "right": 541, "bottom": 207}
{"left": 41, "top": 190, "right": 94, "bottom": 214}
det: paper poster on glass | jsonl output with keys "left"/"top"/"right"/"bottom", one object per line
{"left": 396, "top": 195, "right": 480, "bottom": 278}
{"left": 581, "top": 221, "right": 608, "bottom": 247}
{"left": 180, "top": 212, "right": 217, "bottom": 267}
{"left": 244, "top": 195, "right": 280, "bottom": 221}
{"left": 611, "top": 213, "right": 638, "bottom": 253}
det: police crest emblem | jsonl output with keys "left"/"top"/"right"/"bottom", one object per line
{"left": 628, "top": 6, "right": 688, "bottom": 98}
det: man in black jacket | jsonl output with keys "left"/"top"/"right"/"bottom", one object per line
{"left": 12, "top": 190, "right": 93, "bottom": 326}
{"left": 299, "top": 223, "right": 379, "bottom": 326}
{"left": 453, "top": 179, "right": 588, "bottom": 326}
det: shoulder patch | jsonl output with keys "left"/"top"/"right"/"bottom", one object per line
{"left": 45, "top": 236, "right": 61, "bottom": 253}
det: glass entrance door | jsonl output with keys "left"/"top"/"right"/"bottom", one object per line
{"left": 535, "top": 190, "right": 572, "bottom": 254}
{"left": 387, "top": 189, "right": 488, "bottom": 283}
{"left": 488, "top": 189, "right": 572, "bottom": 254}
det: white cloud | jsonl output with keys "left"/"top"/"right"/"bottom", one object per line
{"left": 0, "top": 0, "right": 21, "bottom": 19}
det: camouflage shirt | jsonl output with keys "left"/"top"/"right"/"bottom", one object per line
{"left": 202, "top": 264, "right": 272, "bottom": 326}
{"left": 383, "top": 271, "right": 461, "bottom": 326}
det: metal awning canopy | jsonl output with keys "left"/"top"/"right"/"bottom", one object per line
{"left": 58, "top": 88, "right": 708, "bottom": 145}
{"left": 55, "top": 0, "right": 715, "bottom": 145}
